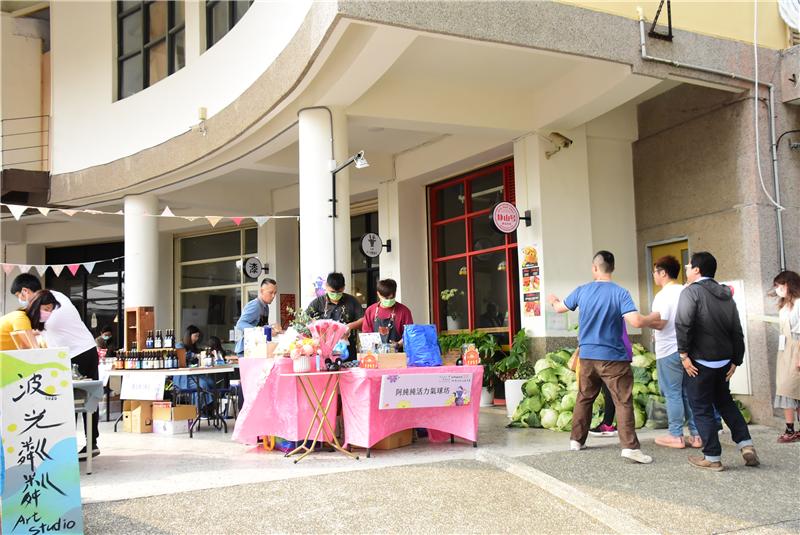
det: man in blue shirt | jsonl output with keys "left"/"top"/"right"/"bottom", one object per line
{"left": 548, "top": 250, "right": 655, "bottom": 464}
{"left": 235, "top": 278, "right": 280, "bottom": 356}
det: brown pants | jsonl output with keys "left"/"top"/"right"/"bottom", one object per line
{"left": 571, "top": 359, "right": 640, "bottom": 450}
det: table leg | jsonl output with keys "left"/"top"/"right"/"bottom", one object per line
{"left": 285, "top": 375, "right": 334, "bottom": 462}
{"left": 113, "top": 411, "right": 123, "bottom": 432}
{"left": 188, "top": 376, "right": 203, "bottom": 438}
{"left": 86, "top": 412, "right": 93, "bottom": 475}
{"left": 303, "top": 374, "right": 356, "bottom": 460}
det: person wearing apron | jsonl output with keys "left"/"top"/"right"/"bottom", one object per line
{"left": 306, "top": 272, "right": 364, "bottom": 361}
{"left": 362, "top": 279, "right": 414, "bottom": 351}
{"left": 772, "top": 271, "right": 800, "bottom": 443}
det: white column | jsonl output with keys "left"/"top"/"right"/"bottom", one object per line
{"left": 298, "top": 107, "right": 351, "bottom": 306}
{"left": 124, "top": 195, "right": 159, "bottom": 309}
{"left": 377, "top": 178, "right": 400, "bottom": 290}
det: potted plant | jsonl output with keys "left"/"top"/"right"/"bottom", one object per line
{"left": 493, "top": 330, "right": 531, "bottom": 417}
{"left": 438, "top": 330, "right": 500, "bottom": 406}
{"left": 440, "top": 288, "right": 465, "bottom": 330}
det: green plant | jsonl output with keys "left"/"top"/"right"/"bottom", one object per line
{"left": 286, "top": 307, "right": 312, "bottom": 337}
{"left": 438, "top": 330, "right": 501, "bottom": 390}
{"left": 512, "top": 360, "right": 536, "bottom": 380}
{"left": 440, "top": 288, "right": 465, "bottom": 320}
{"left": 494, "top": 329, "right": 530, "bottom": 381}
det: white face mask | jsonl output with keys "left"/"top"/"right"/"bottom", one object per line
{"left": 775, "top": 286, "right": 787, "bottom": 298}
{"left": 18, "top": 297, "right": 28, "bottom": 307}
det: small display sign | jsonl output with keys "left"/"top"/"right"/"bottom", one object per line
{"left": 360, "top": 233, "right": 383, "bottom": 258}
{"left": 243, "top": 257, "right": 263, "bottom": 280}
{"left": 491, "top": 202, "right": 520, "bottom": 234}
{"left": 379, "top": 373, "right": 473, "bottom": 409}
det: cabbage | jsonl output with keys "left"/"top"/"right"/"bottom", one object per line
{"left": 524, "top": 380, "right": 540, "bottom": 397}
{"left": 634, "top": 404, "right": 646, "bottom": 428}
{"left": 593, "top": 394, "right": 604, "bottom": 411}
{"left": 526, "top": 411, "right": 541, "bottom": 428}
{"left": 590, "top": 412, "right": 603, "bottom": 429}
{"left": 632, "top": 383, "right": 649, "bottom": 397}
{"left": 632, "top": 366, "right": 651, "bottom": 384}
{"left": 534, "top": 359, "right": 552, "bottom": 375}
{"left": 556, "top": 349, "right": 573, "bottom": 363}
{"left": 632, "top": 353, "right": 652, "bottom": 369}
{"left": 556, "top": 410, "right": 573, "bottom": 431}
{"left": 632, "top": 343, "right": 646, "bottom": 355}
{"left": 648, "top": 381, "right": 660, "bottom": 394}
{"left": 540, "top": 408, "right": 559, "bottom": 429}
{"left": 567, "top": 380, "right": 579, "bottom": 393}
{"left": 555, "top": 366, "right": 576, "bottom": 383}
{"left": 511, "top": 403, "right": 529, "bottom": 421}
{"left": 536, "top": 368, "right": 559, "bottom": 384}
{"left": 521, "top": 396, "right": 543, "bottom": 414}
{"left": 560, "top": 392, "right": 577, "bottom": 411}
{"left": 541, "top": 382, "right": 560, "bottom": 402}
{"left": 652, "top": 368, "right": 658, "bottom": 382}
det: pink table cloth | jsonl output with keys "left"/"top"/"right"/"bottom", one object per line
{"left": 338, "top": 365, "right": 483, "bottom": 448}
{"left": 232, "top": 358, "right": 339, "bottom": 444}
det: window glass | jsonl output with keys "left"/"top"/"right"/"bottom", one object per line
{"left": 352, "top": 272, "right": 368, "bottom": 307}
{"left": 181, "top": 260, "right": 241, "bottom": 289}
{"left": 209, "top": 2, "right": 228, "bottom": 46}
{"left": 472, "top": 251, "right": 509, "bottom": 328}
{"left": 436, "top": 221, "right": 466, "bottom": 257}
{"left": 174, "top": 0, "right": 185, "bottom": 25}
{"left": 470, "top": 214, "right": 505, "bottom": 251}
{"left": 352, "top": 240, "right": 369, "bottom": 271}
{"left": 121, "top": 12, "right": 142, "bottom": 55}
{"left": 120, "top": 55, "right": 143, "bottom": 98}
{"left": 148, "top": 40, "right": 168, "bottom": 85}
{"left": 437, "top": 260, "right": 468, "bottom": 330}
{"left": 180, "top": 231, "right": 240, "bottom": 262}
{"left": 173, "top": 29, "right": 185, "bottom": 70}
{"left": 244, "top": 228, "right": 257, "bottom": 254}
{"left": 470, "top": 170, "right": 504, "bottom": 212}
{"left": 180, "top": 287, "right": 241, "bottom": 343}
{"left": 434, "top": 183, "right": 465, "bottom": 221}
{"left": 233, "top": 0, "right": 251, "bottom": 23}
{"left": 148, "top": 1, "right": 167, "bottom": 41}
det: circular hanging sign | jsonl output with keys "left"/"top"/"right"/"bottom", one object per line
{"left": 243, "top": 257, "right": 263, "bottom": 279}
{"left": 360, "top": 233, "right": 383, "bottom": 258}
{"left": 491, "top": 202, "right": 520, "bottom": 234}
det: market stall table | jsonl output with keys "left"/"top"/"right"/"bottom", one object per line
{"left": 73, "top": 379, "right": 103, "bottom": 474}
{"left": 107, "top": 367, "right": 234, "bottom": 437}
{"left": 338, "top": 365, "right": 483, "bottom": 457}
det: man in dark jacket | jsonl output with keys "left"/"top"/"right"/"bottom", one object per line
{"left": 675, "top": 251, "right": 758, "bottom": 471}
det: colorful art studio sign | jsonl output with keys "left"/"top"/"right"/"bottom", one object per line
{"left": 379, "top": 373, "right": 473, "bottom": 409}
{"left": 1, "top": 348, "right": 84, "bottom": 534}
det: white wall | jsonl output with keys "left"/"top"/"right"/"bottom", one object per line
{"left": 49, "top": 0, "right": 312, "bottom": 173}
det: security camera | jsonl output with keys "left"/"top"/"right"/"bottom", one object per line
{"left": 545, "top": 132, "right": 574, "bottom": 159}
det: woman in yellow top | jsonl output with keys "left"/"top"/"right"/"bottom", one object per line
{"left": 0, "top": 290, "right": 60, "bottom": 350}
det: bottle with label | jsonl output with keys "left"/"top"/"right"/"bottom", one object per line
{"left": 145, "top": 331, "right": 153, "bottom": 349}
{"left": 164, "top": 329, "right": 173, "bottom": 348}
{"left": 154, "top": 330, "right": 162, "bottom": 349}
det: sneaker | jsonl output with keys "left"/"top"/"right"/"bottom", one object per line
{"left": 588, "top": 424, "right": 618, "bottom": 437}
{"left": 741, "top": 446, "right": 760, "bottom": 467}
{"left": 655, "top": 435, "right": 685, "bottom": 449}
{"left": 777, "top": 431, "right": 798, "bottom": 444}
{"left": 621, "top": 448, "right": 653, "bottom": 464}
{"left": 688, "top": 455, "right": 724, "bottom": 471}
{"left": 569, "top": 440, "right": 586, "bottom": 451}
{"left": 686, "top": 435, "right": 703, "bottom": 449}
{"left": 78, "top": 445, "right": 100, "bottom": 461}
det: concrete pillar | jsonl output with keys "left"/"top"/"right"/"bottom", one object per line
{"left": 377, "top": 178, "right": 400, "bottom": 293}
{"left": 124, "top": 195, "right": 159, "bottom": 309}
{"left": 298, "top": 107, "right": 351, "bottom": 306}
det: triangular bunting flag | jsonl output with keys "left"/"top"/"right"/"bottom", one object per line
{"left": 18, "top": 265, "right": 31, "bottom": 274}
{"left": 231, "top": 217, "right": 244, "bottom": 226}
{"left": 67, "top": 264, "right": 81, "bottom": 276}
{"left": 60, "top": 209, "right": 78, "bottom": 217}
{"left": 253, "top": 216, "right": 269, "bottom": 227}
{"left": 206, "top": 216, "right": 222, "bottom": 227}
{"left": 84, "top": 261, "right": 97, "bottom": 274}
{"left": 51, "top": 265, "right": 64, "bottom": 277}
{"left": 37, "top": 207, "right": 51, "bottom": 216}
{"left": 161, "top": 207, "right": 175, "bottom": 217}
{"left": 115, "top": 210, "right": 124, "bottom": 215}
{"left": 84, "top": 209, "right": 103, "bottom": 215}
{"left": 183, "top": 216, "right": 198, "bottom": 222}
{"left": 2, "top": 264, "right": 15, "bottom": 275}
{"left": 35, "top": 265, "right": 48, "bottom": 276}
{"left": 7, "top": 204, "right": 28, "bottom": 220}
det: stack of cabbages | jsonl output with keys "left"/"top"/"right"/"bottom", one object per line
{"left": 509, "top": 344, "right": 662, "bottom": 431}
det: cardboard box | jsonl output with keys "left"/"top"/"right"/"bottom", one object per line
{"left": 153, "top": 419, "right": 192, "bottom": 435}
{"left": 152, "top": 402, "right": 197, "bottom": 422}
{"left": 372, "top": 429, "right": 413, "bottom": 450}
{"left": 122, "top": 400, "right": 153, "bottom": 433}
{"left": 357, "top": 352, "right": 408, "bottom": 369}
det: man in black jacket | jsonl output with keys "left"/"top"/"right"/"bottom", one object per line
{"left": 675, "top": 251, "right": 758, "bottom": 471}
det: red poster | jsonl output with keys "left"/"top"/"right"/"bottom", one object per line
{"left": 280, "top": 294, "right": 296, "bottom": 330}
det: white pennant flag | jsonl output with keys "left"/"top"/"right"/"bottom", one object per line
{"left": 253, "top": 216, "right": 270, "bottom": 227}
{"left": 161, "top": 206, "right": 175, "bottom": 217}
{"left": 84, "top": 261, "right": 97, "bottom": 274}
{"left": 83, "top": 209, "right": 103, "bottom": 215}
{"left": 35, "top": 265, "right": 48, "bottom": 276}
{"left": 183, "top": 216, "right": 198, "bottom": 222}
{"left": 37, "top": 207, "right": 51, "bottom": 216}
{"left": 51, "top": 265, "right": 65, "bottom": 277}
{"left": 60, "top": 209, "right": 78, "bottom": 217}
{"left": 115, "top": 210, "right": 124, "bottom": 215}
{"left": 206, "top": 216, "right": 222, "bottom": 227}
{"left": 7, "top": 204, "right": 28, "bottom": 220}
{"left": 18, "top": 264, "right": 31, "bottom": 274}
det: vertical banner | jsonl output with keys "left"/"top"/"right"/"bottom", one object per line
{"left": 1, "top": 348, "right": 84, "bottom": 534}
{"left": 521, "top": 245, "right": 541, "bottom": 317}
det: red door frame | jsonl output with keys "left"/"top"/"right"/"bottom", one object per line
{"left": 428, "top": 159, "right": 518, "bottom": 341}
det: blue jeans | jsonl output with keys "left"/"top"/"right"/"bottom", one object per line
{"left": 657, "top": 352, "right": 699, "bottom": 437}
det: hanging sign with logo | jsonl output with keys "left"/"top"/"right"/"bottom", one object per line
{"left": 243, "top": 257, "right": 268, "bottom": 280}
{"left": 360, "top": 233, "right": 392, "bottom": 258}
{"left": 491, "top": 202, "right": 520, "bottom": 234}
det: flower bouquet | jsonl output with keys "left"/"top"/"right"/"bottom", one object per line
{"left": 289, "top": 337, "right": 318, "bottom": 372}
{"left": 309, "top": 320, "right": 348, "bottom": 359}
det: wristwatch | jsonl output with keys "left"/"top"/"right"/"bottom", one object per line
{"left": 679, "top": 354, "right": 690, "bottom": 361}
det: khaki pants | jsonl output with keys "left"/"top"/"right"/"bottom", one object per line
{"left": 571, "top": 359, "right": 640, "bottom": 450}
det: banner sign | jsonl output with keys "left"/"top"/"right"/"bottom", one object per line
{"left": 120, "top": 373, "right": 166, "bottom": 401}
{"left": 379, "top": 373, "right": 473, "bottom": 409}
{"left": 1, "top": 348, "right": 84, "bottom": 534}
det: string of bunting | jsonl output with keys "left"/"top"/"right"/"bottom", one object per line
{"left": 0, "top": 202, "right": 299, "bottom": 228}
{"left": 1, "top": 256, "right": 125, "bottom": 278}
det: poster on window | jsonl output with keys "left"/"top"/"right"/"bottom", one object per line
{"left": 1, "top": 348, "right": 84, "bottom": 534}
{"left": 379, "top": 373, "right": 473, "bottom": 409}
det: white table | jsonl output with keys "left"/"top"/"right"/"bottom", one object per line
{"left": 107, "top": 367, "right": 235, "bottom": 437}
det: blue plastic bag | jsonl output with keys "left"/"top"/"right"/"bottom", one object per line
{"left": 403, "top": 324, "right": 442, "bottom": 367}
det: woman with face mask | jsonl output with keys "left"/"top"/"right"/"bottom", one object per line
{"left": 0, "top": 290, "right": 61, "bottom": 350}
{"left": 772, "top": 271, "right": 800, "bottom": 443}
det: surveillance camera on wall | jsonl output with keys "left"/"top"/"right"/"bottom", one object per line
{"left": 545, "top": 132, "right": 574, "bottom": 159}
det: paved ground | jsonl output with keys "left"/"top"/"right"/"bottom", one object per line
{"left": 79, "top": 408, "right": 800, "bottom": 534}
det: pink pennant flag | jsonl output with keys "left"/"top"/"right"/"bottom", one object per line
{"left": 206, "top": 216, "right": 222, "bottom": 227}
{"left": 37, "top": 207, "right": 51, "bottom": 216}
{"left": 2, "top": 264, "right": 15, "bottom": 275}
{"left": 35, "top": 265, "right": 48, "bottom": 276}
{"left": 6, "top": 204, "right": 28, "bottom": 220}
{"left": 83, "top": 261, "right": 97, "bottom": 274}
{"left": 67, "top": 264, "right": 81, "bottom": 276}
{"left": 60, "top": 209, "right": 78, "bottom": 217}
{"left": 51, "top": 265, "right": 65, "bottom": 277}
{"left": 231, "top": 217, "right": 244, "bottom": 226}
{"left": 252, "top": 216, "right": 269, "bottom": 227}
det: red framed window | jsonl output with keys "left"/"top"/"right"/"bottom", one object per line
{"left": 428, "top": 159, "right": 520, "bottom": 345}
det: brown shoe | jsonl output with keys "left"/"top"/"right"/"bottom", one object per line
{"left": 685, "top": 435, "right": 702, "bottom": 448}
{"left": 741, "top": 446, "right": 760, "bottom": 467}
{"left": 688, "top": 455, "right": 724, "bottom": 471}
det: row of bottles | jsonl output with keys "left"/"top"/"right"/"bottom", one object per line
{"left": 110, "top": 350, "right": 180, "bottom": 370}
{"left": 145, "top": 329, "right": 175, "bottom": 349}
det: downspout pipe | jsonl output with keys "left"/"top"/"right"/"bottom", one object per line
{"left": 637, "top": 13, "right": 786, "bottom": 271}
